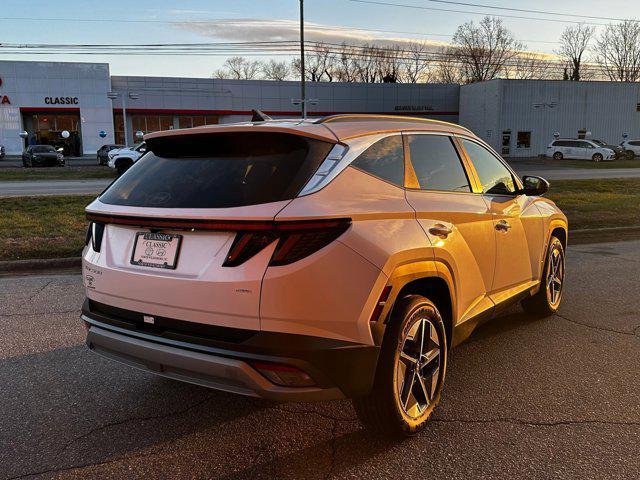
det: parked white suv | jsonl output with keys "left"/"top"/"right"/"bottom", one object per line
{"left": 108, "top": 142, "right": 147, "bottom": 175}
{"left": 546, "top": 139, "right": 615, "bottom": 162}
{"left": 620, "top": 140, "right": 640, "bottom": 160}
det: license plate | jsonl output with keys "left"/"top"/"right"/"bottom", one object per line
{"left": 130, "top": 232, "right": 182, "bottom": 270}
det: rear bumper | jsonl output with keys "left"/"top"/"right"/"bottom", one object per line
{"left": 81, "top": 299, "right": 380, "bottom": 402}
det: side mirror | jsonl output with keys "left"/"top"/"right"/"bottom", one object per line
{"left": 521, "top": 175, "right": 549, "bottom": 196}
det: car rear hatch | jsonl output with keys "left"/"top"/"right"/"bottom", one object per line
{"left": 84, "top": 129, "right": 336, "bottom": 332}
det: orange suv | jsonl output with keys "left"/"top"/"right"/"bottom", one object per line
{"left": 81, "top": 114, "right": 567, "bottom": 436}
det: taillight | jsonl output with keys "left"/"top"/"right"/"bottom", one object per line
{"left": 87, "top": 222, "right": 105, "bottom": 252}
{"left": 84, "top": 213, "right": 350, "bottom": 266}
{"left": 222, "top": 218, "right": 351, "bottom": 267}
{"left": 223, "top": 232, "right": 277, "bottom": 267}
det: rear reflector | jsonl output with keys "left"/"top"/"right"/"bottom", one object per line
{"left": 369, "top": 285, "right": 392, "bottom": 323}
{"left": 251, "top": 362, "right": 316, "bottom": 387}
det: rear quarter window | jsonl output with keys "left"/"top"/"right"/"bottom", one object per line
{"left": 99, "top": 132, "right": 333, "bottom": 208}
{"left": 350, "top": 135, "right": 405, "bottom": 186}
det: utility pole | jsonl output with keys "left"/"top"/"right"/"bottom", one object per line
{"left": 299, "top": 0, "right": 306, "bottom": 118}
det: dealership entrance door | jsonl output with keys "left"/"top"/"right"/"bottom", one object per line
{"left": 21, "top": 109, "right": 82, "bottom": 156}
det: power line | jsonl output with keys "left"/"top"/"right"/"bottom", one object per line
{"left": 346, "top": 0, "right": 608, "bottom": 26}
{"left": 415, "top": 0, "right": 637, "bottom": 22}
{"left": 0, "top": 40, "right": 609, "bottom": 75}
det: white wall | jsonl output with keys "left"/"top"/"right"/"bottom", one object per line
{"left": 0, "top": 61, "right": 113, "bottom": 155}
{"left": 459, "top": 80, "right": 502, "bottom": 152}
{"left": 461, "top": 79, "right": 640, "bottom": 158}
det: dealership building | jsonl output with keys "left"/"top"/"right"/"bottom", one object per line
{"left": 0, "top": 59, "right": 638, "bottom": 157}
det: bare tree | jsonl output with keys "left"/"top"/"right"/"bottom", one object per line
{"left": 450, "top": 16, "right": 522, "bottom": 83}
{"left": 402, "top": 42, "right": 431, "bottom": 83}
{"left": 557, "top": 23, "right": 595, "bottom": 81}
{"left": 291, "top": 42, "right": 337, "bottom": 81}
{"left": 428, "top": 47, "right": 463, "bottom": 83}
{"left": 212, "top": 56, "right": 262, "bottom": 80}
{"left": 506, "top": 51, "right": 553, "bottom": 80}
{"left": 352, "top": 43, "right": 380, "bottom": 83}
{"left": 376, "top": 44, "right": 404, "bottom": 83}
{"left": 334, "top": 43, "right": 359, "bottom": 82}
{"left": 594, "top": 20, "right": 640, "bottom": 82}
{"left": 262, "top": 59, "right": 290, "bottom": 81}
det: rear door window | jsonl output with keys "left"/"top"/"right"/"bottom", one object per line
{"left": 99, "top": 132, "right": 333, "bottom": 208}
{"left": 407, "top": 135, "right": 471, "bottom": 192}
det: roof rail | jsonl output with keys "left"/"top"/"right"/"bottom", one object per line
{"left": 314, "top": 113, "right": 471, "bottom": 133}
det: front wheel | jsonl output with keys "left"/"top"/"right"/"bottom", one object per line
{"left": 592, "top": 153, "right": 603, "bottom": 162}
{"left": 553, "top": 151, "right": 563, "bottom": 160}
{"left": 353, "top": 295, "right": 447, "bottom": 437}
{"left": 522, "top": 236, "right": 565, "bottom": 317}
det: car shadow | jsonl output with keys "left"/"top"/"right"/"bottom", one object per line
{"left": 1, "top": 307, "right": 549, "bottom": 479}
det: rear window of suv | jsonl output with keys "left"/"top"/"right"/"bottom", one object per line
{"left": 99, "top": 132, "right": 334, "bottom": 208}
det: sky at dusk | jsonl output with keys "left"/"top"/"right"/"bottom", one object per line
{"left": 0, "top": 0, "right": 637, "bottom": 77}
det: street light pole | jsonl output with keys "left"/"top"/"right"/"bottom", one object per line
{"left": 107, "top": 91, "right": 138, "bottom": 147}
{"left": 122, "top": 94, "right": 129, "bottom": 147}
{"left": 299, "top": 0, "right": 306, "bottom": 119}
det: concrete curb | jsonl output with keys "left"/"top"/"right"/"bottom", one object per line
{"left": 0, "top": 257, "right": 81, "bottom": 274}
{"left": 1, "top": 225, "right": 639, "bottom": 274}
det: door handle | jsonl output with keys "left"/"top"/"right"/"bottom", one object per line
{"left": 495, "top": 220, "right": 511, "bottom": 232}
{"left": 429, "top": 224, "right": 452, "bottom": 238}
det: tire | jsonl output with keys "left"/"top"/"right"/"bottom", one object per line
{"left": 626, "top": 150, "right": 635, "bottom": 160}
{"left": 521, "top": 236, "right": 565, "bottom": 317}
{"left": 553, "top": 151, "right": 563, "bottom": 160}
{"left": 592, "top": 153, "right": 603, "bottom": 162}
{"left": 353, "top": 295, "right": 448, "bottom": 437}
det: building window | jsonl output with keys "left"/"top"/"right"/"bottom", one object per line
{"left": 516, "top": 131, "right": 531, "bottom": 149}
{"left": 178, "top": 115, "right": 219, "bottom": 129}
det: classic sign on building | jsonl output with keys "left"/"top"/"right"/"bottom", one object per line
{"left": 44, "top": 96, "right": 79, "bottom": 105}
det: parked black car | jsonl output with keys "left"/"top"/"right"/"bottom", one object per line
{"left": 0, "top": 145, "right": 5, "bottom": 159}
{"left": 97, "top": 144, "right": 124, "bottom": 165}
{"left": 22, "top": 145, "right": 65, "bottom": 167}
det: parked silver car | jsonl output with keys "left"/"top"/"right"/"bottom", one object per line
{"left": 546, "top": 139, "right": 615, "bottom": 162}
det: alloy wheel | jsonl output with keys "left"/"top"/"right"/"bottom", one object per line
{"left": 395, "top": 315, "right": 442, "bottom": 419}
{"left": 546, "top": 246, "right": 564, "bottom": 307}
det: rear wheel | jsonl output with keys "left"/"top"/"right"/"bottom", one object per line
{"left": 626, "top": 150, "right": 635, "bottom": 160}
{"left": 522, "top": 236, "right": 565, "bottom": 317}
{"left": 353, "top": 295, "right": 447, "bottom": 437}
{"left": 592, "top": 153, "right": 603, "bottom": 162}
{"left": 553, "top": 151, "right": 563, "bottom": 160}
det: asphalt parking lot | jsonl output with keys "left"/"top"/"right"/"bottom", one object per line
{"left": 1, "top": 240, "right": 639, "bottom": 479}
